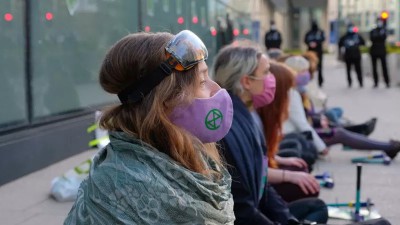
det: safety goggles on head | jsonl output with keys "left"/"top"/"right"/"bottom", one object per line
{"left": 118, "top": 30, "right": 208, "bottom": 104}
{"left": 165, "top": 30, "right": 208, "bottom": 71}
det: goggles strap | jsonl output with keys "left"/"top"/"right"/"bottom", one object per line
{"left": 117, "top": 62, "right": 173, "bottom": 104}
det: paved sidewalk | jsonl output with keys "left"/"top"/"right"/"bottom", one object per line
{"left": 0, "top": 54, "right": 399, "bottom": 225}
{"left": 0, "top": 150, "right": 95, "bottom": 225}
{"left": 315, "top": 55, "right": 400, "bottom": 224}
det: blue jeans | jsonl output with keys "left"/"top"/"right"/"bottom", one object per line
{"left": 324, "top": 107, "right": 343, "bottom": 124}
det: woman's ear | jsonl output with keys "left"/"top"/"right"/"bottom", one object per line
{"left": 240, "top": 75, "right": 252, "bottom": 91}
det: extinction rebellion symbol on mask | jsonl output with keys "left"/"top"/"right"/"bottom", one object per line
{"left": 205, "top": 109, "right": 223, "bottom": 130}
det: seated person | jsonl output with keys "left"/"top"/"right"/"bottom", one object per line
{"left": 258, "top": 61, "right": 322, "bottom": 202}
{"left": 64, "top": 30, "right": 235, "bottom": 224}
{"left": 301, "top": 51, "right": 377, "bottom": 136}
{"left": 280, "top": 53, "right": 376, "bottom": 136}
{"left": 283, "top": 55, "right": 400, "bottom": 159}
{"left": 213, "top": 41, "right": 328, "bottom": 225}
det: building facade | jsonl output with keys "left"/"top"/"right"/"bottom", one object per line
{"left": 240, "top": 0, "right": 330, "bottom": 51}
{"left": 338, "top": 0, "right": 399, "bottom": 42}
{"left": 0, "top": 0, "right": 254, "bottom": 185}
{"left": 0, "top": 0, "right": 331, "bottom": 185}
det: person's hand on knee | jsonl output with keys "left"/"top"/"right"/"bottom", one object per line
{"left": 286, "top": 171, "right": 320, "bottom": 195}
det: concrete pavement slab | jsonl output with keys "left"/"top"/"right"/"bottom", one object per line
{"left": 0, "top": 150, "right": 95, "bottom": 225}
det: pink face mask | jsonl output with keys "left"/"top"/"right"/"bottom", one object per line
{"left": 251, "top": 73, "right": 276, "bottom": 109}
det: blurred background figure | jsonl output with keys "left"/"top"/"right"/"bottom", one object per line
{"left": 225, "top": 13, "right": 234, "bottom": 46}
{"left": 339, "top": 23, "right": 365, "bottom": 88}
{"left": 265, "top": 20, "right": 282, "bottom": 50}
{"left": 304, "top": 20, "right": 325, "bottom": 88}
{"left": 370, "top": 17, "right": 390, "bottom": 88}
{"left": 216, "top": 13, "right": 235, "bottom": 52}
{"left": 216, "top": 17, "right": 227, "bottom": 52}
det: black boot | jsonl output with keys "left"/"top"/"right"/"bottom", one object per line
{"left": 365, "top": 117, "right": 377, "bottom": 136}
{"left": 343, "top": 118, "right": 377, "bottom": 136}
{"left": 386, "top": 140, "right": 400, "bottom": 159}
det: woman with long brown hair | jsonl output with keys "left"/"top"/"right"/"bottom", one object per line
{"left": 64, "top": 30, "right": 235, "bottom": 224}
{"left": 258, "top": 62, "right": 294, "bottom": 168}
{"left": 257, "top": 62, "right": 321, "bottom": 203}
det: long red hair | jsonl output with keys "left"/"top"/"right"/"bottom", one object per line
{"left": 258, "top": 62, "right": 296, "bottom": 168}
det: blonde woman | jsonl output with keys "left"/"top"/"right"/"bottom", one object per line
{"left": 213, "top": 43, "right": 328, "bottom": 225}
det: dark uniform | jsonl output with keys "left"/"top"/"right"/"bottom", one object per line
{"left": 264, "top": 28, "right": 282, "bottom": 50}
{"left": 369, "top": 20, "right": 390, "bottom": 87}
{"left": 305, "top": 22, "right": 325, "bottom": 87}
{"left": 339, "top": 26, "right": 366, "bottom": 87}
{"left": 216, "top": 14, "right": 234, "bottom": 52}
{"left": 225, "top": 13, "right": 234, "bottom": 45}
{"left": 216, "top": 18, "right": 227, "bottom": 52}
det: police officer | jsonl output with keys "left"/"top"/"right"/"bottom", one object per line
{"left": 305, "top": 20, "right": 325, "bottom": 87}
{"left": 370, "top": 18, "right": 390, "bottom": 88}
{"left": 339, "top": 23, "right": 366, "bottom": 88}
{"left": 264, "top": 20, "right": 282, "bottom": 50}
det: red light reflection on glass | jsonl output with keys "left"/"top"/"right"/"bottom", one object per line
{"left": 233, "top": 29, "right": 240, "bottom": 36}
{"left": 243, "top": 28, "right": 249, "bottom": 35}
{"left": 145, "top": 26, "right": 151, "bottom": 32}
{"left": 177, "top": 17, "right": 184, "bottom": 24}
{"left": 45, "top": 12, "right": 54, "bottom": 21}
{"left": 4, "top": 13, "right": 13, "bottom": 22}
{"left": 192, "top": 16, "right": 198, "bottom": 24}
{"left": 210, "top": 27, "right": 217, "bottom": 36}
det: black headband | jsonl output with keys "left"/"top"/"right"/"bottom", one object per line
{"left": 117, "top": 62, "right": 174, "bottom": 104}
{"left": 116, "top": 30, "right": 207, "bottom": 104}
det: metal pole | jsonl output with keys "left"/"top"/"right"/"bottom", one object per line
{"left": 354, "top": 163, "right": 363, "bottom": 221}
{"left": 24, "top": 0, "right": 32, "bottom": 123}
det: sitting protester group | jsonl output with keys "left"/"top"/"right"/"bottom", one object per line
{"left": 62, "top": 30, "right": 393, "bottom": 225}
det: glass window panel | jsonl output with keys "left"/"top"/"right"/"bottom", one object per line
{"left": 191, "top": 1, "right": 196, "bottom": 16}
{"left": 0, "top": 0, "right": 27, "bottom": 127}
{"left": 163, "top": 0, "right": 169, "bottom": 12}
{"left": 143, "top": 0, "right": 173, "bottom": 32}
{"left": 176, "top": 0, "right": 182, "bottom": 15}
{"left": 201, "top": 6, "right": 206, "bottom": 27}
{"left": 147, "top": 0, "right": 154, "bottom": 16}
{"left": 30, "top": 0, "right": 138, "bottom": 119}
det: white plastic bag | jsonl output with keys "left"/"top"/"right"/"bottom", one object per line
{"left": 51, "top": 111, "right": 109, "bottom": 202}
{"left": 50, "top": 159, "right": 92, "bottom": 202}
